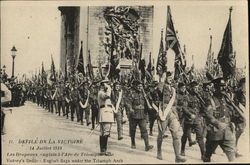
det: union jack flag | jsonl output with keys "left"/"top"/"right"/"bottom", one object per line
{"left": 165, "top": 6, "right": 186, "bottom": 80}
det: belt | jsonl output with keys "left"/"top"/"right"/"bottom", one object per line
{"left": 100, "top": 105, "right": 112, "bottom": 108}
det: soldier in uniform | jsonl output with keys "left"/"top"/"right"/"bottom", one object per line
{"left": 127, "top": 80, "right": 153, "bottom": 151}
{"left": 64, "top": 81, "right": 71, "bottom": 119}
{"left": 69, "top": 82, "right": 79, "bottom": 121}
{"left": 154, "top": 72, "right": 186, "bottom": 162}
{"left": 98, "top": 79, "right": 115, "bottom": 156}
{"left": 147, "top": 80, "right": 159, "bottom": 136}
{"left": 180, "top": 81, "right": 205, "bottom": 159}
{"left": 79, "top": 80, "right": 91, "bottom": 125}
{"left": 51, "top": 83, "right": 57, "bottom": 114}
{"left": 233, "top": 78, "right": 246, "bottom": 157}
{"left": 111, "top": 81, "right": 124, "bottom": 140}
{"left": 57, "top": 81, "right": 66, "bottom": 116}
{"left": 176, "top": 82, "right": 196, "bottom": 147}
{"left": 89, "top": 82, "right": 99, "bottom": 130}
{"left": 203, "top": 78, "right": 236, "bottom": 162}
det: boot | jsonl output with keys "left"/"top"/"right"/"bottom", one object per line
{"left": 131, "top": 137, "right": 136, "bottom": 149}
{"left": 181, "top": 136, "right": 187, "bottom": 156}
{"left": 99, "top": 136, "right": 105, "bottom": 156}
{"left": 198, "top": 140, "right": 205, "bottom": 160}
{"left": 157, "top": 139, "right": 163, "bottom": 160}
{"left": 173, "top": 139, "right": 186, "bottom": 162}
{"left": 104, "top": 135, "right": 113, "bottom": 156}
{"left": 144, "top": 136, "right": 153, "bottom": 151}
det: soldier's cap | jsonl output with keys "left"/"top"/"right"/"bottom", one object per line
{"left": 212, "top": 78, "right": 226, "bottom": 86}
{"left": 178, "top": 82, "right": 186, "bottom": 88}
{"left": 189, "top": 81, "right": 199, "bottom": 88}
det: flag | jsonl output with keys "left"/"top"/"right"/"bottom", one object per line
{"left": 76, "top": 41, "right": 85, "bottom": 76}
{"left": 50, "top": 55, "right": 57, "bottom": 82}
{"left": 64, "top": 61, "right": 68, "bottom": 82}
{"left": 146, "top": 52, "right": 153, "bottom": 76}
{"left": 41, "top": 62, "right": 47, "bottom": 84}
{"left": 108, "top": 50, "right": 120, "bottom": 81}
{"left": 205, "top": 35, "right": 213, "bottom": 72}
{"left": 156, "top": 30, "right": 166, "bottom": 77}
{"left": 87, "top": 50, "right": 94, "bottom": 80}
{"left": 165, "top": 6, "right": 185, "bottom": 80}
{"left": 217, "top": 7, "right": 235, "bottom": 79}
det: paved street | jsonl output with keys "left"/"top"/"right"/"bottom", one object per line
{"left": 2, "top": 101, "right": 249, "bottom": 164}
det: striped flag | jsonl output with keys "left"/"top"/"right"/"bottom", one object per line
{"left": 156, "top": 29, "right": 167, "bottom": 77}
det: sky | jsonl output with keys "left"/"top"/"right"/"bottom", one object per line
{"left": 1, "top": 1, "right": 248, "bottom": 78}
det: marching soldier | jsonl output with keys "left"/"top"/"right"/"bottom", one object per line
{"left": 233, "top": 78, "right": 246, "bottom": 157}
{"left": 57, "top": 81, "right": 66, "bottom": 116}
{"left": 180, "top": 81, "right": 205, "bottom": 160}
{"left": 79, "top": 79, "right": 91, "bottom": 125}
{"left": 176, "top": 82, "right": 196, "bottom": 147}
{"left": 50, "top": 83, "right": 57, "bottom": 114}
{"left": 64, "top": 81, "right": 71, "bottom": 119}
{"left": 89, "top": 82, "right": 99, "bottom": 130}
{"left": 98, "top": 79, "right": 115, "bottom": 156}
{"left": 147, "top": 80, "right": 159, "bottom": 136}
{"left": 69, "top": 82, "right": 79, "bottom": 121}
{"left": 154, "top": 72, "right": 186, "bottom": 162}
{"left": 203, "top": 78, "right": 236, "bottom": 162}
{"left": 111, "top": 81, "right": 124, "bottom": 140}
{"left": 127, "top": 80, "right": 153, "bottom": 151}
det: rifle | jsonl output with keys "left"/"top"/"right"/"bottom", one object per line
{"left": 222, "top": 93, "right": 245, "bottom": 122}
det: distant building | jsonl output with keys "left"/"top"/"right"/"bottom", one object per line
{"left": 58, "top": 6, "right": 153, "bottom": 75}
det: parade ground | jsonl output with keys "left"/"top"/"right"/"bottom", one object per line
{"left": 2, "top": 101, "right": 249, "bottom": 164}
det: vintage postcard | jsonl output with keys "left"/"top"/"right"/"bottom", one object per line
{"left": 1, "top": 0, "right": 249, "bottom": 164}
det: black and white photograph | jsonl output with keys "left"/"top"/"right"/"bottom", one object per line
{"left": 1, "top": 0, "right": 249, "bottom": 164}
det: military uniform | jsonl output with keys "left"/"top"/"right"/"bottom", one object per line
{"left": 233, "top": 78, "right": 246, "bottom": 157}
{"left": 79, "top": 83, "right": 90, "bottom": 125}
{"left": 70, "top": 85, "right": 79, "bottom": 121}
{"left": 203, "top": 78, "right": 236, "bottom": 162}
{"left": 147, "top": 82, "right": 159, "bottom": 136}
{"left": 63, "top": 83, "right": 71, "bottom": 119}
{"left": 180, "top": 82, "right": 205, "bottom": 159}
{"left": 97, "top": 80, "right": 114, "bottom": 156}
{"left": 127, "top": 81, "right": 153, "bottom": 151}
{"left": 111, "top": 83, "right": 124, "bottom": 140}
{"left": 89, "top": 84, "right": 99, "bottom": 129}
{"left": 156, "top": 81, "right": 185, "bottom": 162}
{"left": 57, "top": 83, "right": 66, "bottom": 116}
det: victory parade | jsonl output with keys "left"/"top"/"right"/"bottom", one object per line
{"left": 1, "top": 2, "right": 248, "bottom": 164}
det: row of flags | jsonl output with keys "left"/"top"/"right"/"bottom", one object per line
{"left": 31, "top": 6, "right": 236, "bottom": 86}
{"left": 156, "top": 6, "right": 236, "bottom": 83}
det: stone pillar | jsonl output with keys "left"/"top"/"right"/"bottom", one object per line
{"left": 58, "top": 7, "right": 80, "bottom": 74}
